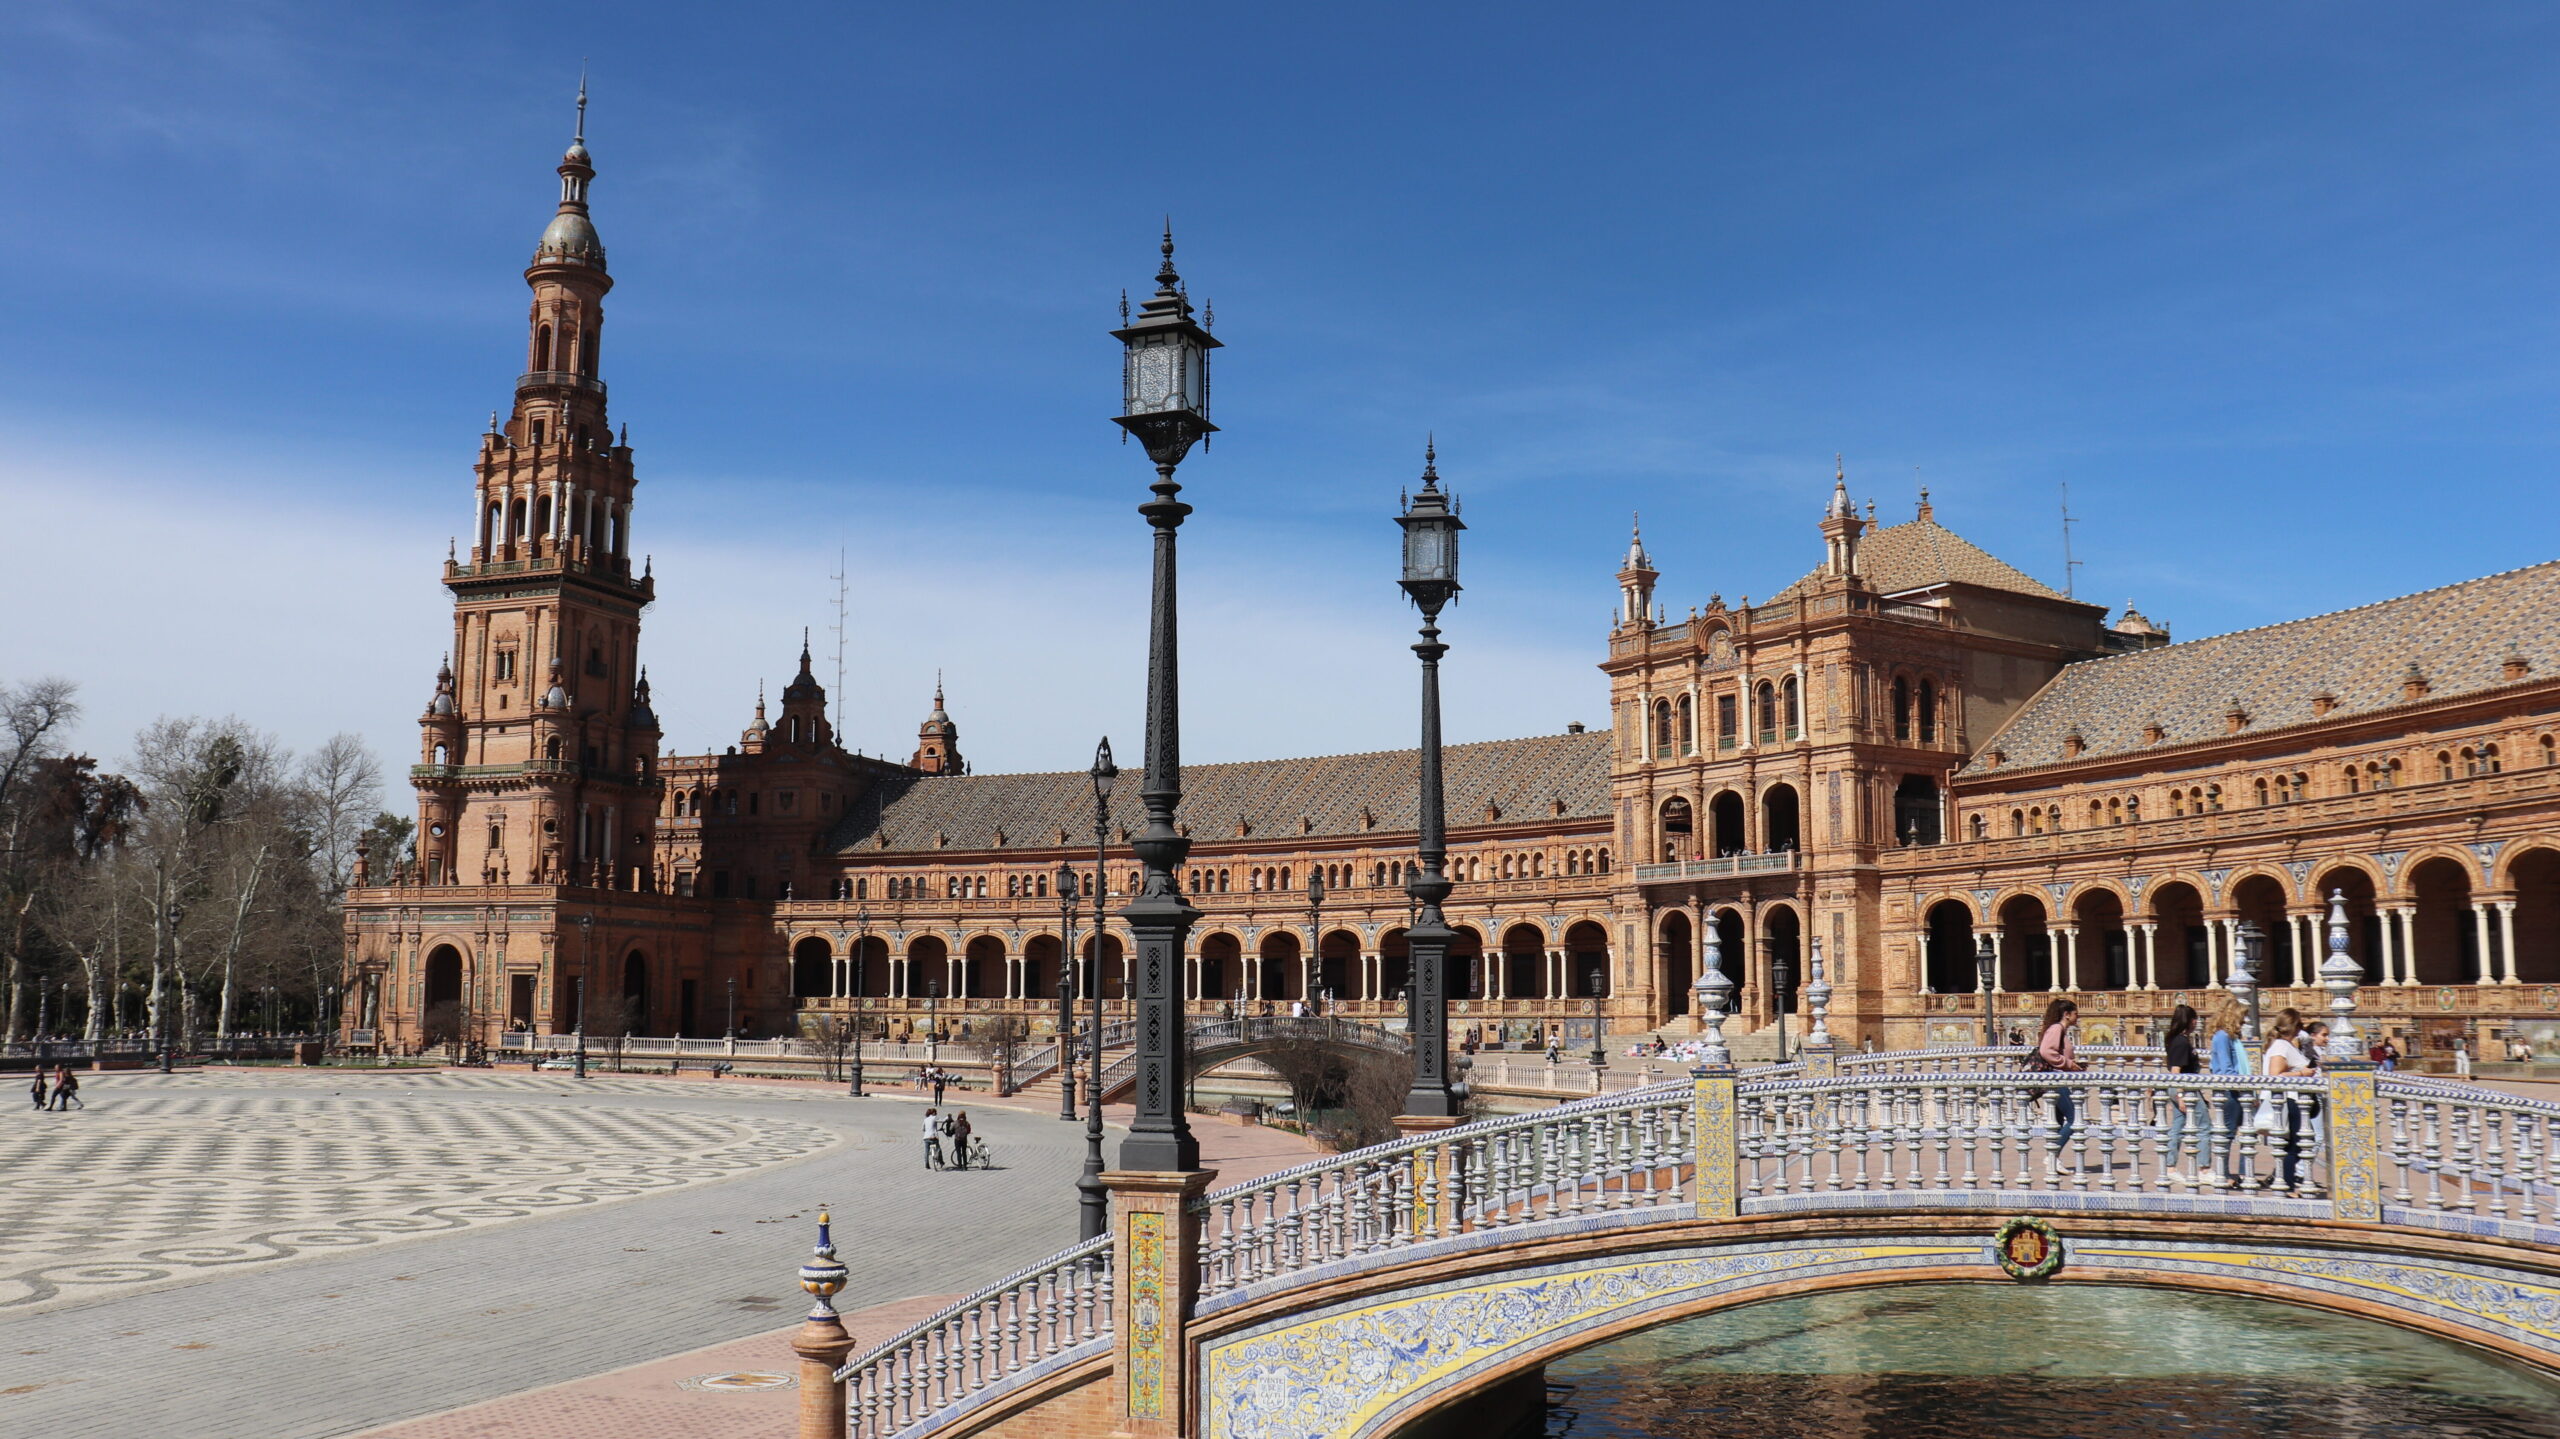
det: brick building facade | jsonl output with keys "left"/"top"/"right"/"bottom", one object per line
{"left": 341, "top": 129, "right": 2560, "bottom": 1064}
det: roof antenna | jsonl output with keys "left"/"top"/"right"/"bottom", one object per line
{"left": 2061, "top": 482, "right": 2083, "bottom": 599}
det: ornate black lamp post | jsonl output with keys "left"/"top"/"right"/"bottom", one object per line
{"left": 1769, "top": 938, "right": 1794, "bottom": 1064}
{"left": 1111, "top": 230, "right": 1217, "bottom": 1173}
{"left": 1305, "top": 868, "right": 1326, "bottom": 1015}
{"left": 849, "top": 909, "right": 868, "bottom": 1097}
{"left": 574, "top": 914, "right": 592, "bottom": 1080}
{"left": 1397, "top": 443, "right": 1465, "bottom": 1119}
{"left": 1080, "top": 737, "right": 1119, "bottom": 1238}
{"left": 1975, "top": 935, "right": 1998, "bottom": 1048}
{"left": 1057, "top": 862, "right": 1080, "bottom": 1120}
{"left": 1587, "top": 965, "right": 1608, "bottom": 1070}
{"left": 925, "top": 977, "right": 942, "bottom": 1071}
{"left": 159, "top": 902, "right": 180, "bottom": 1073}
{"left": 2233, "top": 919, "right": 2265, "bottom": 1044}
{"left": 724, "top": 975, "right": 736, "bottom": 1041}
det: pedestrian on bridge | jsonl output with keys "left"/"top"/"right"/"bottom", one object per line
{"left": 2030, "top": 1000, "right": 2083, "bottom": 1178}
{"left": 2160, "top": 1003, "right": 2213, "bottom": 1187}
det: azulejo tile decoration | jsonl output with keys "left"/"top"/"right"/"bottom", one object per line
{"left": 1127, "top": 1211, "right": 1168, "bottom": 1419}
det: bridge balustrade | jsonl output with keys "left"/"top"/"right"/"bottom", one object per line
{"left": 1195, "top": 1085, "right": 1694, "bottom": 1303}
{"left": 1834, "top": 1044, "right": 2164, "bottom": 1075}
{"left": 840, "top": 1235, "right": 1113, "bottom": 1439}
{"left": 804, "top": 1050, "right": 2560, "bottom": 1439}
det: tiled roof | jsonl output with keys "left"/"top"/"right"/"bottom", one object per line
{"left": 1962, "top": 559, "right": 2560, "bottom": 775}
{"left": 826, "top": 732, "right": 1610, "bottom": 856}
{"left": 1772, "top": 516, "right": 2066, "bottom": 603}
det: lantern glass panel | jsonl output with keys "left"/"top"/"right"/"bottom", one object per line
{"left": 1404, "top": 521, "right": 1454, "bottom": 584}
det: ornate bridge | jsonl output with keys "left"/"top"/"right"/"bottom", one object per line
{"left": 784, "top": 1049, "right": 2560, "bottom": 1439}
{"left": 1016, "top": 1015, "right": 1413, "bottom": 1105}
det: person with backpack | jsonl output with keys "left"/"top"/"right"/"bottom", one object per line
{"left": 28, "top": 1069, "right": 47, "bottom": 1111}
{"left": 949, "top": 1110, "right": 973, "bottom": 1171}
{"left": 921, "top": 1108, "right": 945, "bottom": 1170}
{"left": 2028, "top": 999, "right": 2084, "bottom": 1178}
{"left": 48, "top": 1065, "right": 78, "bottom": 1112}
{"left": 2160, "top": 1003, "right": 2212, "bottom": 1187}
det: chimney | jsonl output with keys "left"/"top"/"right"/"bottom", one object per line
{"left": 2224, "top": 699, "right": 2249, "bottom": 734}
{"left": 2503, "top": 649, "right": 2531, "bottom": 681}
{"left": 2311, "top": 690, "right": 2338, "bottom": 718}
{"left": 2062, "top": 730, "right": 2086, "bottom": 759}
{"left": 2141, "top": 718, "right": 2166, "bottom": 746}
{"left": 1566, "top": 721, "right": 1587, "bottom": 734}
{"left": 2402, "top": 664, "right": 2430, "bottom": 701}
{"left": 1984, "top": 748, "right": 2006, "bottom": 768}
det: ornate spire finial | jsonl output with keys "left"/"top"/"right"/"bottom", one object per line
{"left": 1421, "top": 433, "right": 1438, "bottom": 485}
{"left": 1835, "top": 452, "right": 1845, "bottom": 483}
{"left": 1119, "top": 288, "right": 1129, "bottom": 325}
{"left": 798, "top": 1207, "right": 849, "bottom": 1321}
{"left": 1155, "top": 219, "right": 1180, "bottom": 291}
{"left": 575, "top": 64, "right": 588, "bottom": 145}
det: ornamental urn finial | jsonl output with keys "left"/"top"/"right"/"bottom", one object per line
{"left": 798, "top": 1207, "right": 849, "bottom": 1321}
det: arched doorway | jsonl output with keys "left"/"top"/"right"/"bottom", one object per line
{"left": 1317, "top": 929, "right": 1359, "bottom": 1004}
{"left": 1502, "top": 924, "right": 1548, "bottom": 999}
{"left": 1998, "top": 895, "right": 2050, "bottom": 992}
{"left": 1378, "top": 929, "right": 1410, "bottom": 1003}
{"left": 1023, "top": 934, "right": 1062, "bottom": 1005}
{"left": 1447, "top": 926, "right": 1485, "bottom": 1002}
{"left": 1711, "top": 908, "right": 1748, "bottom": 1013}
{"left": 854, "top": 936, "right": 891, "bottom": 997}
{"left": 1083, "top": 932, "right": 1126, "bottom": 1000}
{"left": 964, "top": 936, "right": 1006, "bottom": 999}
{"left": 1258, "top": 932, "right": 1303, "bottom": 1003}
{"left": 2310, "top": 868, "right": 2380, "bottom": 985}
{"left": 2149, "top": 883, "right": 2206, "bottom": 990}
{"left": 621, "top": 950, "right": 650, "bottom": 1035}
{"left": 2410, "top": 857, "right": 2482, "bottom": 984}
{"left": 1565, "top": 921, "right": 1611, "bottom": 999}
{"left": 1761, "top": 906, "right": 1802, "bottom": 1024}
{"left": 1657, "top": 911, "right": 1693, "bottom": 1019}
{"left": 1709, "top": 792, "right": 1747, "bottom": 858}
{"left": 1762, "top": 785, "right": 1801, "bottom": 853}
{"left": 907, "top": 935, "right": 950, "bottom": 999}
{"left": 2071, "top": 889, "right": 2128, "bottom": 991}
{"left": 1200, "top": 933, "right": 1241, "bottom": 1005}
{"left": 1658, "top": 797, "right": 1695, "bottom": 863}
{"left": 791, "top": 936, "right": 832, "bottom": 999}
{"left": 422, "top": 945, "right": 465, "bottom": 1044}
{"left": 2230, "top": 875, "right": 2295, "bottom": 987}
{"left": 1894, "top": 775, "right": 1941, "bottom": 846}
{"left": 1924, "top": 901, "right": 1976, "bottom": 994}
{"left": 2510, "top": 848, "right": 2560, "bottom": 984}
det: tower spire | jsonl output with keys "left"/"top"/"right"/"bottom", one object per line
{"left": 574, "top": 64, "right": 588, "bottom": 146}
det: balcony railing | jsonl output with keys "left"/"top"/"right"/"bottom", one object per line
{"left": 515, "top": 369, "right": 607, "bottom": 397}
{"left": 1631, "top": 851, "right": 1799, "bottom": 884}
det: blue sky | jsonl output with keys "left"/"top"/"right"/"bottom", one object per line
{"left": 2, "top": 3, "right": 2554, "bottom": 778}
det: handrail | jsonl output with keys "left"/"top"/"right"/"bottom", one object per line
{"left": 836, "top": 1234, "right": 1113, "bottom": 1438}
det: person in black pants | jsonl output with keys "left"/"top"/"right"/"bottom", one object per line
{"left": 950, "top": 1110, "right": 973, "bottom": 1171}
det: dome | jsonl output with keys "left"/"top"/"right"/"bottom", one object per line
{"left": 535, "top": 210, "right": 604, "bottom": 266}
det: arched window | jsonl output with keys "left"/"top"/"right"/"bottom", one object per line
{"left": 2089, "top": 800, "right": 2103, "bottom": 825}
{"left": 535, "top": 323, "right": 553, "bottom": 371}
{"left": 1653, "top": 699, "right": 1673, "bottom": 755}
{"left": 2254, "top": 778, "right": 2270, "bottom": 806}
{"left": 579, "top": 325, "right": 599, "bottom": 376}
{"left": 1916, "top": 679, "right": 1936, "bottom": 743}
{"left": 1676, "top": 694, "right": 1695, "bottom": 754}
{"left": 1782, "top": 675, "right": 1802, "bottom": 740}
{"left": 2544, "top": 735, "right": 2556, "bottom": 766}
{"left": 2126, "top": 795, "right": 2140, "bottom": 821}
{"left": 2484, "top": 744, "right": 2502, "bottom": 773}
{"left": 1892, "top": 677, "right": 1912, "bottom": 740}
{"left": 2029, "top": 808, "right": 2046, "bottom": 835}
{"left": 1279, "top": 867, "right": 1291, "bottom": 891}
{"left": 2441, "top": 751, "right": 2457, "bottom": 782}
{"left": 2205, "top": 784, "right": 2223, "bottom": 812}
{"left": 1755, "top": 682, "right": 1777, "bottom": 744}
{"left": 2010, "top": 809, "right": 2026, "bottom": 836}
{"left": 2344, "top": 766, "right": 2361, "bottom": 794}
{"left": 1531, "top": 853, "right": 1545, "bottom": 878}
{"left": 1970, "top": 814, "right": 1987, "bottom": 839}
{"left": 1597, "top": 849, "right": 1610, "bottom": 873}
{"left": 545, "top": 736, "right": 563, "bottom": 760}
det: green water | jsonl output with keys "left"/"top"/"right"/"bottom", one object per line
{"left": 1544, "top": 1283, "right": 2560, "bottom": 1437}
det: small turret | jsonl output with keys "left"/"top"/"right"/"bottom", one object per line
{"left": 1819, "top": 455, "right": 1865, "bottom": 580}
{"left": 777, "top": 630, "right": 832, "bottom": 748}
{"left": 910, "top": 676, "right": 962, "bottom": 774}
{"left": 627, "top": 667, "right": 659, "bottom": 732}
{"left": 1616, "top": 513, "right": 1658, "bottom": 629}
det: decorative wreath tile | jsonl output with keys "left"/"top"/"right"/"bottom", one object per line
{"left": 1993, "top": 1215, "right": 2063, "bottom": 1281}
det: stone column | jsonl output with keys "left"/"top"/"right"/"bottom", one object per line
{"left": 1990, "top": 932, "right": 2006, "bottom": 995}
{"left": 2046, "top": 925, "right": 2064, "bottom": 993}
{"left": 891, "top": 957, "right": 907, "bottom": 999}
{"left": 1104, "top": 1168, "right": 1219, "bottom": 1437}
{"left": 2394, "top": 907, "right": 2417, "bottom": 986}
{"left": 2496, "top": 901, "right": 2519, "bottom": 984}
{"left": 2473, "top": 903, "right": 2496, "bottom": 986}
{"left": 2138, "top": 922, "right": 2158, "bottom": 990}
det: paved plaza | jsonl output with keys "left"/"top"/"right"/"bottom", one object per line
{"left": 0, "top": 1068, "right": 1122, "bottom": 1438}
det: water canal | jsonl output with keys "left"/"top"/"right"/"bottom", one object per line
{"left": 1541, "top": 1283, "right": 2560, "bottom": 1437}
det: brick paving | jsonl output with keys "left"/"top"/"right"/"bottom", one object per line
{"left": 0, "top": 1069, "right": 1316, "bottom": 1439}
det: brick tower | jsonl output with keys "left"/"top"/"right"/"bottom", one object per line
{"left": 418, "top": 85, "right": 660, "bottom": 894}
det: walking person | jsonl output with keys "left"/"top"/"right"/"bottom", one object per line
{"left": 949, "top": 1110, "right": 973, "bottom": 1171}
{"left": 930, "top": 1069, "right": 948, "bottom": 1106}
{"left": 2454, "top": 1038, "right": 2473, "bottom": 1082}
{"left": 2030, "top": 999, "right": 2084, "bottom": 1179}
{"left": 29, "top": 1068, "right": 47, "bottom": 1111}
{"left": 2160, "top": 1003, "right": 2214, "bottom": 1187}
{"left": 48, "top": 1065, "right": 78, "bottom": 1112}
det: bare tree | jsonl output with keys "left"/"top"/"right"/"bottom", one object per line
{"left": 299, "top": 734, "right": 381, "bottom": 897}
{"left": 0, "top": 677, "right": 79, "bottom": 1037}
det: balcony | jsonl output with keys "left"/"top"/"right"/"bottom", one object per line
{"left": 1631, "top": 851, "right": 1798, "bottom": 884}
{"left": 516, "top": 369, "right": 607, "bottom": 398}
